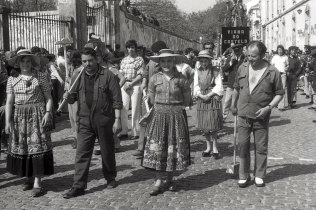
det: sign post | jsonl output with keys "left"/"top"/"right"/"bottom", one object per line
{"left": 221, "top": 27, "right": 250, "bottom": 54}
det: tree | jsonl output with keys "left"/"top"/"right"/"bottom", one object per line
{"left": 3, "top": 0, "right": 57, "bottom": 12}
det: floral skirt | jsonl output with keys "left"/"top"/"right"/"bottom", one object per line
{"left": 197, "top": 91, "right": 223, "bottom": 133}
{"left": 142, "top": 104, "right": 190, "bottom": 171}
{"left": 7, "top": 103, "right": 54, "bottom": 177}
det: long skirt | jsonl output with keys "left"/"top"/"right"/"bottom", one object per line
{"left": 197, "top": 92, "right": 223, "bottom": 133}
{"left": 7, "top": 103, "right": 54, "bottom": 177}
{"left": 142, "top": 104, "right": 190, "bottom": 171}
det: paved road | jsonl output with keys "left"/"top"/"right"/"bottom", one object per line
{"left": 1, "top": 91, "right": 316, "bottom": 210}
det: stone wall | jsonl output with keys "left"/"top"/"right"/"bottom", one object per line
{"left": 118, "top": 9, "right": 202, "bottom": 51}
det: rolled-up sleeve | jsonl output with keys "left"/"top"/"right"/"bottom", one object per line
{"left": 212, "top": 72, "right": 224, "bottom": 96}
{"left": 108, "top": 72, "right": 123, "bottom": 109}
{"left": 136, "top": 58, "right": 145, "bottom": 76}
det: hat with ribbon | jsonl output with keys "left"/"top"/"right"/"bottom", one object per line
{"left": 149, "top": 49, "right": 187, "bottom": 63}
{"left": 197, "top": 50, "right": 213, "bottom": 59}
{"left": 8, "top": 49, "right": 48, "bottom": 68}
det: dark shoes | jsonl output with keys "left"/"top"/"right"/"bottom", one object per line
{"left": 212, "top": 152, "right": 222, "bottom": 159}
{"left": 107, "top": 180, "right": 118, "bottom": 189}
{"left": 63, "top": 188, "right": 85, "bottom": 199}
{"left": 202, "top": 151, "right": 212, "bottom": 157}
{"left": 31, "top": 187, "right": 45, "bottom": 197}
{"left": 130, "top": 136, "right": 139, "bottom": 140}
{"left": 22, "top": 182, "right": 34, "bottom": 191}
{"left": 238, "top": 177, "right": 251, "bottom": 188}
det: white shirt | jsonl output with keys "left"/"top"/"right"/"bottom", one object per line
{"left": 271, "top": 54, "right": 289, "bottom": 73}
{"left": 248, "top": 65, "right": 267, "bottom": 94}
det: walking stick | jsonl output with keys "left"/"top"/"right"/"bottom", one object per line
{"left": 57, "top": 66, "right": 84, "bottom": 112}
{"left": 226, "top": 115, "right": 239, "bottom": 175}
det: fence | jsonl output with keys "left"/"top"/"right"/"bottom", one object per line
{"left": 86, "top": 2, "right": 106, "bottom": 43}
{"left": 8, "top": 12, "right": 72, "bottom": 54}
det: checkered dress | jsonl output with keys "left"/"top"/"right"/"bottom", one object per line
{"left": 6, "top": 72, "right": 50, "bottom": 105}
{"left": 120, "top": 56, "right": 144, "bottom": 80}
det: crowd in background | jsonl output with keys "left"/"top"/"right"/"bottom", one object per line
{"left": 0, "top": 36, "right": 315, "bottom": 198}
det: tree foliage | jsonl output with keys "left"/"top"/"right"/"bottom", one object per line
{"left": 133, "top": 0, "right": 227, "bottom": 42}
{"left": 3, "top": 0, "right": 57, "bottom": 12}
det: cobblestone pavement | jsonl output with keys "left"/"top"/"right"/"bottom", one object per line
{"left": 1, "top": 91, "right": 316, "bottom": 210}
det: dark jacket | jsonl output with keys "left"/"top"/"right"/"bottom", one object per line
{"left": 68, "top": 65, "right": 123, "bottom": 118}
{"left": 287, "top": 56, "right": 301, "bottom": 77}
{"left": 234, "top": 61, "right": 284, "bottom": 119}
{"left": 223, "top": 54, "right": 245, "bottom": 89}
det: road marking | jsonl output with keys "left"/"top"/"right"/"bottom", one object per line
{"left": 268, "top": 157, "right": 284, "bottom": 160}
{"left": 299, "top": 158, "right": 315, "bottom": 162}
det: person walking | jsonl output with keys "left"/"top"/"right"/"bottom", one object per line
{"left": 5, "top": 49, "right": 54, "bottom": 197}
{"left": 133, "top": 41, "right": 167, "bottom": 158}
{"left": 194, "top": 50, "right": 224, "bottom": 159}
{"left": 119, "top": 40, "right": 144, "bottom": 140}
{"left": 142, "top": 49, "right": 191, "bottom": 196}
{"left": 231, "top": 41, "right": 284, "bottom": 188}
{"left": 271, "top": 45, "right": 288, "bottom": 110}
{"left": 63, "top": 48, "right": 122, "bottom": 199}
{"left": 286, "top": 46, "right": 302, "bottom": 109}
{"left": 222, "top": 44, "right": 245, "bottom": 120}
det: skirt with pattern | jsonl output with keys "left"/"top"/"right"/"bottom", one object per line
{"left": 142, "top": 104, "right": 190, "bottom": 171}
{"left": 197, "top": 91, "right": 223, "bottom": 133}
{"left": 7, "top": 103, "right": 54, "bottom": 177}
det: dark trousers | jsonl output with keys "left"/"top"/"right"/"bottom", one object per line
{"left": 73, "top": 114, "right": 116, "bottom": 189}
{"left": 51, "top": 79, "right": 59, "bottom": 110}
{"left": 238, "top": 116, "right": 269, "bottom": 180}
{"left": 287, "top": 75, "right": 298, "bottom": 105}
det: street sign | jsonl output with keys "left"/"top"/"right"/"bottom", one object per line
{"left": 221, "top": 27, "right": 250, "bottom": 54}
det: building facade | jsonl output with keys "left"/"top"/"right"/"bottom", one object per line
{"left": 260, "top": 0, "right": 316, "bottom": 53}
{"left": 247, "top": 0, "right": 261, "bottom": 41}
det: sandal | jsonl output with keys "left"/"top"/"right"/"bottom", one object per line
{"left": 31, "top": 187, "right": 45, "bottom": 197}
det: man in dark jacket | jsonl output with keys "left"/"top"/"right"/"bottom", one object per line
{"left": 63, "top": 48, "right": 123, "bottom": 199}
{"left": 286, "top": 46, "right": 302, "bottom": 108}
{"left": 222, "top": 44, "right": 245, "bottom": 120}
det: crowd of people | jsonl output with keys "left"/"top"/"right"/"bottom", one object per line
{"left": 0, "top": 37, "right": 315, "bottom": 198}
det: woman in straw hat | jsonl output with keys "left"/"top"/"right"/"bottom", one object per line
{"left": 193, "top": 50, "right": 224, "bottom": 158}
{"left": 5, "top": 49, "right": 54, "bottom": 197}
{"left": 142, "top": 49, "right": 191, "bottom": 196}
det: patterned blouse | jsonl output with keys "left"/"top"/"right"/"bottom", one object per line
{"left": 148, "top": 70, "right": 190, "bottom": 105}
{"left": 6, "top": 71, "right": 50, "bottom": 105}
{"left": 120, "top": 56, "right": 144, "bottom": 81}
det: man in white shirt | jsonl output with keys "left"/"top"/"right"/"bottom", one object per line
{"left": 271, "top": 45, "right": 289, "bottom": 110}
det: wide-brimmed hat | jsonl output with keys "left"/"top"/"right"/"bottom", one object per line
{"left": 8, "top": 49, "right": 46, "bottom": 68}
{"left": 149, "top": 49, "right": 187, "bottom": 63}
{"left": 197, "top": 50, "right": 213, "bottom": 59}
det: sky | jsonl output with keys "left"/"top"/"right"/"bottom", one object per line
{"left": 175, "top": 0, "right": 252, "bottom": 13}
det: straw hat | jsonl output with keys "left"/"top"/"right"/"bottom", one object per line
{"left": 8, "top": 49, "right": 47, "bottom": 68}
{"left": 149, "top": 49, "right": 187, "bottom": 63}
{"left": 197, "top": 50, "right": 213, "bottom": 59}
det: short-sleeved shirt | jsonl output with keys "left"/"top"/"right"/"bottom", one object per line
{"left": 120, "top": 56, "right": 144, "bottom": 81}
{"left": 234, "top": 61, "right": 284, "bottom": 119}
{"left": 6, "top": 72, "right": 50, "bottom": 105}
{"left": 148, "top": 69, "right": 190, "bottom": 105}
{"left": 271, "top": 54, "right": 289, "bottom": 73}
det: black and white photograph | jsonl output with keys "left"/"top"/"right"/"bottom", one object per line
{"left": 0, "top": 0, "right": 316, "bottom": 209}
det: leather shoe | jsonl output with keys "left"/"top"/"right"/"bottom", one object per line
{"left": 238, "top": 177, "right": 251, "bottom": 188}
{"left": 22, "top": 182, "right": 33, "bottom": 191}
{"left": 202, "top": 151, "right": 212, "bottom": 157}
{"left": 150, "top": 185, "right": 164, "bottom": 196}
{"left": 63, "top": 188, "right": 85, "bottom": 199}
{"left": 31, "top": 187, "right": 45, "bottom": 197}
{"left": 212, "top": 152, "right": 221, "bottom": 159}
{"left": 130, "top": 136, "right": 139, "bottom": 140}
{"left": 107, "top": 180, "right": 118, "bottom": 189}
{"left": 254, "top": 177, "right": 265, "bottom": 187}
